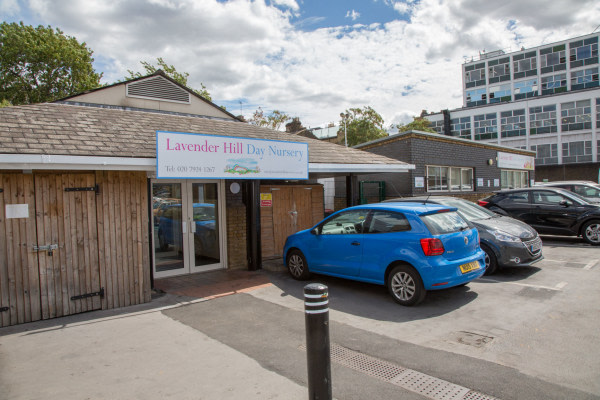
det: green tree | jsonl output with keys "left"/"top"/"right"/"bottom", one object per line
{"left": 126, "top": 57, "right": 211, "bottom": 101}
{"left": 0, "top": 22, "right": 102, "bottom": 105}
{"left": 338, "top": 106, "right": 387, "bottom": 146}
{"left": 395, "top": 117, "right": 436, "bottom": 133}
{"left": 249, "top": 107, "right": 290, "bottom": 131}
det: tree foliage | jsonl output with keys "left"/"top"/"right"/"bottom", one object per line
{"left": 0, "top": 22, "right": 102, "bottom": 105}
{"left": 395, "top": 117, "right": 436, "bottom": 133}
{"left": 285, "top": 117, "right": 306, "bottom": 133}
{"left": 249, "top": 107, "right": 290, "bottom": 131}
{"left": 126, "top": 57, "right": 212, "bottom": 101}
{"left": 338, "top": 106, "right": 387, "bottom": 146}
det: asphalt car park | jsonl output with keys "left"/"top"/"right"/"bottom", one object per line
{"left": 252, "top": 234, "right": 600, "bottom": 397}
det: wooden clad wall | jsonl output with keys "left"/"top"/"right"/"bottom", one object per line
{"left": 0, "top": 171, "right": 151, "bottom": 327}
{"left": 0, "top": 173, "right": 39, "bottom": 326}
{"left": 96, "top": 171, "right": 151, "bottom": 310}
{"left": 260, "top": 184, "right": 324, "bottom": 259}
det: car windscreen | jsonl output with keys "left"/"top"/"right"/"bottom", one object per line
{"left": 420, "top": 211, "right": 469, "bottom": 235}
{"left": 437, "top": 198, "right": 496, "bottom": 221}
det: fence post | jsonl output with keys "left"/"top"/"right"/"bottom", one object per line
{"left": 304, "top": 283, "right": 332, "bottom": 400}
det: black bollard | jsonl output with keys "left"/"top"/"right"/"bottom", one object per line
{"left": 304, "top": 283, "right": 332, "bottom": 400}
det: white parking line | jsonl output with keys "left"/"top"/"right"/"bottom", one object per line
{"left": 583, "top": 260, "right": 598, "bottom": 270}
{"left": 555, "top": 281, "right": 568, "bottom": 290}
{"left": 477, "top": 278, "right": 565, "bottom": 291}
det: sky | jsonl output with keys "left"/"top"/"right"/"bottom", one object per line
{"left": 2, "top": 0, "right": 600, "bottom": 130}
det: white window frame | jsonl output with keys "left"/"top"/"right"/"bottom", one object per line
{"left": 501, "top": 170, "right": 529, "bottom": 189}
{"left": 427, "top": 166, "right": 474, "bottom": 193}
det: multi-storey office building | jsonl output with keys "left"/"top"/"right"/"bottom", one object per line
{"left": 426, "top": 32, "right": 599, "bottom": 184}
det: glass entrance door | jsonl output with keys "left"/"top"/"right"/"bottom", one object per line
{"left": 189, "top": 182, "right": 221, "bottom": 273}
{"left": 152, "top": 180, "right": 224, "bottom": 278}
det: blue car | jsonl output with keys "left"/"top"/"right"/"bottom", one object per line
{"left": 157, "top": 203, "right": 219, "bottom": 260}
{"left": 283, "top": 203, "right": 485, "bottom": 306}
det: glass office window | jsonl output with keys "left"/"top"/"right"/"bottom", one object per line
{"left": 531, "top": 144, "right": 558, "bottom": 165}
{"left": 541, "top": 73, "right": 567, "bottom": 95}
{"left": 489, "top": 83, "right": 512, "bottom": 103}
{"left": 529, "top": 104, "right": 557, "bottom": 135}
{"left": 514, "top": 78, "right": 538, "bottom": 100}
{"left": 561, "top": 100, "right": 592, "bottom": 131}
{"left": 450, "top": 116, "right": 471, "bottom": 138}
{"left": 570, "top": 67, "right": 599, "bottom": 90}
{"left": 473, "top": 113, "right": 497, "bottom": 140}
{"left": 427, "top": 166, "right": 473, "bottom": 192}
{"left": 562, "top": 140, "right": 592, "bottom": 163}
{"left": 500, "top": 109, "right": 526, "bottom": 138}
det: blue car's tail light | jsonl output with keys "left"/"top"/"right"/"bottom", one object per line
{"left": 420, "top": 238, "right": 445, "bottom": 256}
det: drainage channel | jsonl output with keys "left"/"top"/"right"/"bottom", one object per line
{"left": 300, "top": 343, "right": 498, "bottom": 400}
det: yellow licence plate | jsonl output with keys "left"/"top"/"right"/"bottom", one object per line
{"left": 459, "top": 261, "right": 481, "bottom": 274}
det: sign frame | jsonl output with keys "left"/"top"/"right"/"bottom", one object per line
{"left": 156, "top": 130, "right": 309, "bottom": 180}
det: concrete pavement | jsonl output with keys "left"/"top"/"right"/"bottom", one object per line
{"left": 0, "top": 293, "right": 306, "bottom": 400}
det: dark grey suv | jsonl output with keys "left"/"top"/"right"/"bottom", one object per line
{"left": 384, "top": 196, "right": 543, "bottom": 274}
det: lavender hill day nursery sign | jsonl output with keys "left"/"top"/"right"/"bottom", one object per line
{"left": 156, "top": 131, "right": 309, "bottom": 179}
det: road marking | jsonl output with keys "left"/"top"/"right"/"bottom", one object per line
{"left": 539, "top": 259, "right": 599, "bottom": 269}
{"left": 583, "top": 260, "right": 598, "bottom": 270}
{"left": 477, "top": 278, "right": 564, "bottom": 291}
{"left": 555, "top": 281, "right": 568, "bottom": 290}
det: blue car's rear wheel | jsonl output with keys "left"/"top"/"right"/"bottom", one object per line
{"left": 387, "top": 265, "right": 425, "bottom": 306}
{"left": 286, "top": 249, "right": 311, "bottom": 280}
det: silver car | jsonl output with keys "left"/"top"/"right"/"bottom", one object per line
{"left": 384, "top": 196, "right": 543, "bottom": 275}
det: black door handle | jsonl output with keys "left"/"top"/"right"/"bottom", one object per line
{"left": 351, "top": 241, "right": 360, "bottom": 246}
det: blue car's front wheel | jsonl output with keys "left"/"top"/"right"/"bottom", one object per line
{"left": 286, "top": 249, "right": 311, "bottom": 280}
{"left": 387, "top": 265, "right": 426, "bottom": 306}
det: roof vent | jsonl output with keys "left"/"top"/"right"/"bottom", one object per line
{"left": 126, "top": 76, "right": 190, "bottom": 104}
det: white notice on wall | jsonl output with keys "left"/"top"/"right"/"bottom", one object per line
{"left": 494, "top": 179, "right": 500, "bottom": 187}
{"left": 6, "top": 204, "right": 29, "bottom": 219}
{"left": 477, "top": 178, "right": 484, "bottom": 187}
{"left": 415, "top": 177, "right": 424, "bottom": 188}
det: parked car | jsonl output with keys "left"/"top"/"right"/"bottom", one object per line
{"left": 383, "top": 196, "right": 543, "bottom": 275}
{"left": 535, "top": 181, "right": 600, "bottom": 204}
{"left": 157, "top": 203, "right": 219, "bottom": 259}
{"left": 283, "top": 203, "right": 485, "bottom": 306}
{"left": 478, "top": 187, "right": 600, "bottom": 245}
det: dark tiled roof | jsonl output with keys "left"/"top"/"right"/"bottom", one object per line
{"left": 0, "top": 103, "right": 407, "bottom": 166}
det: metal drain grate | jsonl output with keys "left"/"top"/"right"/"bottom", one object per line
{"left": 300, "top": 343, "right": 498, "bottom": 400}
{"left": 391, "top": 369, "right": 470, "bottom": 400}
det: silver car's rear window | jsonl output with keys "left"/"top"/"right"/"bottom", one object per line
{"left": 421, "top": 211, "right": 469, "bottom": 235}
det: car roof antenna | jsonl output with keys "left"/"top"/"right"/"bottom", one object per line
{"left": 424, "top": 192, "right": 431, "bottom": 205}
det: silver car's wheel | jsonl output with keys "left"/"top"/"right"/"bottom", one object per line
{"left": 387, "top": 265, "right": 425, "bottom": 306}
{"left": 481, "top": 244, "right": 498, "bottom": 275}
{"left": 582, "top": 221, "right": 600, "bottom": 245}
{"left": 286, "top": 249, "right": 311, "bottom": 280}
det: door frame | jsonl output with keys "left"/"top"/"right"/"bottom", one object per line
{"left": 151, "top": 179, "right": 227, "bottom": 278}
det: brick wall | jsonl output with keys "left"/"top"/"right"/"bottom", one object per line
{"left": 536, "top": 163, "right": 600, "bottom": 183}
{"left": 352, "top": 134, "right": 535, "bottom": 198}
{"left": 225, "top": 180, "right": 248, "bottom": 270}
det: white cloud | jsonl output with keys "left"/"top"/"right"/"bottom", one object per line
{"left": 0, "top": 0, "right": 21, "bottom": 15}
{"left": 4, "top": 0, "right": 600, "bottom": 129}
{"left": 271, "top": 0, "right": 299, "bottom": 11}
{"left": 345, "top": 10, "right": 360, "bottom": 21}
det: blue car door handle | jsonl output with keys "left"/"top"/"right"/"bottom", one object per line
{"left": 351, "top": 241, "right": 361, "bottom": 246}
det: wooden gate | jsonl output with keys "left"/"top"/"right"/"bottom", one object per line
{"left": 260, "top": 185, "right": 324, "bottom": 259}
{"left": 0, "top": 172, "right": 102, "bottom": 327}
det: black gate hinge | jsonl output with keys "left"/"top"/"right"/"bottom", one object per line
{"left": 64, "top": 184, "right": 99, "bottom": 194}
{"left": 71, "top": 287, "right": 105, "bottom": 301}
{"left": 0, "top": 306, "right": 9, "bottom": 312}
